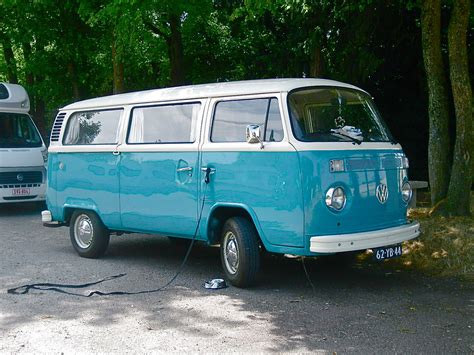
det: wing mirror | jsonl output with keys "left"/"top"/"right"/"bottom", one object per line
{"left": 246, "top": 124, "right": 264, "bottom": 149}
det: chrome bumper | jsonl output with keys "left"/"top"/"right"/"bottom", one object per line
{"left": 41, "top": 210, "right": 62, "bottom": 227}
{"left": 310, "top": 221, "right": 420, "bottom": 253}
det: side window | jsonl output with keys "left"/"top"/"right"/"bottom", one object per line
{"left": 211, "top": 98, "right": 284, "bottom": 142}
{"left": 63, "top": 109, "right": 122, "bottom": 145}
{"left": 128, "top": 103, "right": 200, "bottom": 144}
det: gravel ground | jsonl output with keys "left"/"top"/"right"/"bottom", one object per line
{"left": 0, "top": 203, "right": 472, "bottom": 353}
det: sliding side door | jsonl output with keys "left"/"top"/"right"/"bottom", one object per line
{"left": 119, "top": 101, "right": 203, "bottom": 237}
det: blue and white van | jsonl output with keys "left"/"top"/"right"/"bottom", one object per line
{"left": 0, "top": 83, "right": 47, "bottom": 204}
{"left": 42, "top": 79, "right": 419, "bottom": 287}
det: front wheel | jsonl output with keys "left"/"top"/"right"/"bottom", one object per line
{"left": 220, "top": 217, "right": 260, "bottom": 287}
{"left": 70, "top": 210, "right": 110, "bottom": 258}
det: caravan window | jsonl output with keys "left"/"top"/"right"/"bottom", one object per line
{"left": 63, "top": 109, "right": 122, "bottom": 145}
{"left": 0, "top": 84, "right": 9, "bottom": 99}
{"left": 128, "top": 103, "right": 200, "bottom": 144}
{"left": 0, "top": 112, "right": 42, "bottom": 148}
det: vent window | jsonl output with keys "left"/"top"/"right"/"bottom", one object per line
{"left": 50, "top": 112, "right": 66, "bottom": 142}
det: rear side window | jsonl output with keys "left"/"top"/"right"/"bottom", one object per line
{"left": 0, "top": 84, "right": 9, "bottom": 99}
{"left": 128, "top": 103, "right": 200, "bottom": 144}
{"left": 211, "top": 98, "right": 283, "bottom": 142}
{"left": 63, "top": 109, "right": 122, "bottom": 145}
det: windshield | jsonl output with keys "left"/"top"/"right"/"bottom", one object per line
{"left": 0, "top": 112, "right": 42, "bottom": 148}
{"left": 288, "top": 87, "right": 394, "bottom": 143}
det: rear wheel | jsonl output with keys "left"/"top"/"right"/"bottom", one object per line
{"left": 70, "top": 210, "right": 110, "bottom": 258}
{"left": 220, "top": 217, "right": 260, "bottom": 287}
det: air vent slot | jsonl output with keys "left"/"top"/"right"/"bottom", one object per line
{"left": 50, "top": 112, "right": 66, "bottom": 142}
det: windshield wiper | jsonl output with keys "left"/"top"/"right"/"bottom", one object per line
{"left": 331, "top": 130, "right": 362, "bottom": 145}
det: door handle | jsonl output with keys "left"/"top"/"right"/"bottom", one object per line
{"left": 112, "top": 151, "right": 120, "bottom": 156}
{"left": 177, "top": 167, "right": 193, "bottom": 173}
{"left": 201, "top": 167, "right": 216, "bottom": 184}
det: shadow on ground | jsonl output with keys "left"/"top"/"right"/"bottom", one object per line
{"left": 0, "top": 203, "right": 472, "bottom": 353}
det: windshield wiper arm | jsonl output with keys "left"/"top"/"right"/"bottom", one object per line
{"left": 330, "top": 130, "right": 362, "bottom": 145}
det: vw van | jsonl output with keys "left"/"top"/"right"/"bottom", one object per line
{"left": 42, "top": 79, "right": 420, "bottom": 287}
{"left": 0, "top": 83, "right": 47, "bottom": 204}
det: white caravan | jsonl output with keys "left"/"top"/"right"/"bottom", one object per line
{"left": 0, "top": 83, "right": 47, "bottom": 203}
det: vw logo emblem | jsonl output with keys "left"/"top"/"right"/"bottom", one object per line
{"left": 376, "top": 183, "right": 389, "bottom": 204}
{"left": 16, "top": 174, "right": 24, "bottom": 182}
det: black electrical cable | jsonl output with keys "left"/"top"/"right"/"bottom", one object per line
{"left": 8, "top": 171, "right": 211, "bottom": 297}
{"left": 301, "top": 257, "right": 316, "bottom": 293}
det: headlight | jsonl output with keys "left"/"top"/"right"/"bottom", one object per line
{"left": 325, "top": 187, "right": 346, "bottom": 211}
{"left": 402, "top": 156, "right": 409, "bottom": 169}
{"left": 401, "top": 181, "right": 412, "bottom": 203}
{"left": 41, "top": 148, "right": 48, "bottom": 164}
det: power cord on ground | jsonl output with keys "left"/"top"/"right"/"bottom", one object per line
{"left": 8, "top": 171, "right": 211, "bottom": 297}
{"left": 301, "top": 257, "right": 316, "bottom": 293}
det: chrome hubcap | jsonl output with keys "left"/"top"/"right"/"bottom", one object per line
{"left": 224, "top": 232, "right": 239, "bottom": 275}
{"left": 74, "top": 215, "right": 93, "bottom": 249}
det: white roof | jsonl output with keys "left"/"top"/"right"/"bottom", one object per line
{"left": 62, "top": 78, "right": 367, "bottom": 111}
{"left": 0, "top": 83, "right": 30, "bottom": 113}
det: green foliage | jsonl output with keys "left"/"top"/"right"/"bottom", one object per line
{"left": 0, "top": 0, "right": 470, "bottom": 162}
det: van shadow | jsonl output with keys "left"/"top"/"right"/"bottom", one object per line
{"left": 1, "top": 232, "right": 470, "bottom": 353}
{"left": 103, "top": 238, "right": 471, "bottom": 352}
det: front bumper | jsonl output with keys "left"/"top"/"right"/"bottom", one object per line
{"left": 41, "top": 210, "right": 63, "bottom": 227}
{"left": 310, "top": 221, "right": 420, "bottom": 253}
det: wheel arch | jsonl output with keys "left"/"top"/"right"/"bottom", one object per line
{"left": 205, "top": 203, "right": 267, "bottom": 248}
{"left": 63, "top": 203, "right": 102, "bottom": 226}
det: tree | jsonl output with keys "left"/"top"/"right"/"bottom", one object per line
{"left": 141, "top": 0, "right": 213, "bottom": 86}
{"left": 420, "top": 0, "right": 472, "bottom": 216}
{"left": 445, "top": 0, "right": 472, "bottom": 216}
{"left": 420, "top": 0, "right": 451, "bottom": 206}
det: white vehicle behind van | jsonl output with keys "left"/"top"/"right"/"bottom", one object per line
{"left": 0, "top": 83, "right": 47, "bottom": 203}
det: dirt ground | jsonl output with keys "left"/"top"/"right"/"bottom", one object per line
{"left": 0, "top": 203, "right": 472, "bottom": 353}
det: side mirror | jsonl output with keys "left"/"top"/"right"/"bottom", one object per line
{"left": 246, "top": 124, "right": 264, "bottom": 149}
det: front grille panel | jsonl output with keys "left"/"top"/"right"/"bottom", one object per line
{"left": 0, "top": 183, "right": 41, "bottom": 189}
{"left": 3, "top": 196, "right": 37, "bottom": 201}
{"left": 0, "top": 171, "right": 43, "bottom": 184}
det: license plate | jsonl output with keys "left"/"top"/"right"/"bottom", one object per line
{"left": 12, "top": 188, "right": 31, "bottom": 196}
{"left": 373, "top": 244, "right": 402, "bottom": 261}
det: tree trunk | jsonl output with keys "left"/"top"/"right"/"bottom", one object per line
{"left": 309, "top": 44, "right": 324, "bottom": 78}
{"left": 22, "top": 42, "right": 34, "bottom": 88}
{"left": 167, "top": 13, "right": 186, "bottom": 86}
{"left": 112, "top": 37, "right": 124, "bottom": 94}
{"left": 1, "top": 37, "right": 18, "bottom": 83}
{"left": 420, "top": 0, "right": 452, "bottom": 206}
{"left": 67, "top": 62, "right": 81, "bottom": 100}
{"left": 33, "top": 97, "right": 46, "bottom": 137}
{"left": 445, "top": 0, "right": 472, "bottom": 216}
{"left": 22, "top": 41, "right": 36, "bottom": 115}
{"left": 22, "top": 42, "right": 46, "bottom": 135}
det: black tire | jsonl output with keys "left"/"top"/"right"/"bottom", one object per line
{"left": 69, "top": 210, "right": 110, "bottom": 258}
{"left": 220, "top": 216, "right": 260, "bottom": 288}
